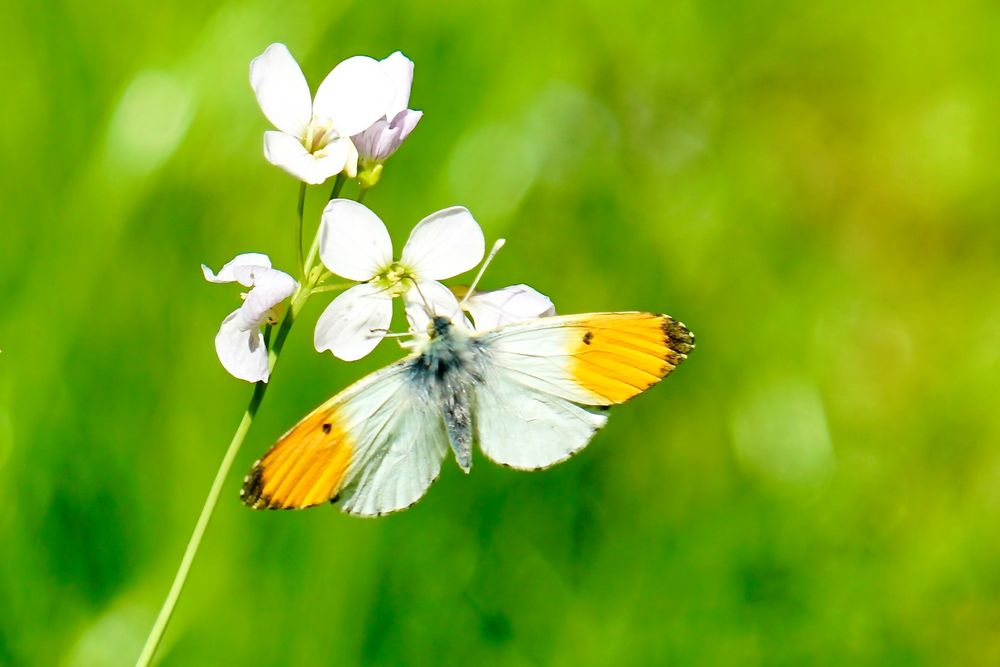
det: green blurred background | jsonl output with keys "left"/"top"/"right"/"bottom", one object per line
{"left": 3, "top": 0, "right": 999, "bottom": 664}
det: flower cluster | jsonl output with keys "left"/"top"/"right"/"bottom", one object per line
{"left": 204, "top": 43, "right": 554, "bottom": 382}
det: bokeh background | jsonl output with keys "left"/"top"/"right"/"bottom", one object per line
{"left": 2, "top": 0, "right": 999, "bottom": 664}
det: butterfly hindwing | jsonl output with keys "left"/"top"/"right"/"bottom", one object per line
{"left": 473, "top": 364, "right": 608, "bottom": 470}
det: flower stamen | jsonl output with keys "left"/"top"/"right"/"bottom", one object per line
{"left": 303, "top": 118, "right": 339, "bottom": 154}
{"left": 373, "top": 261, "right": 415, "bottom": 296}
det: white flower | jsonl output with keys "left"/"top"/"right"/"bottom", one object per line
{"left": 202, "top": 253, "right": 298, "bottom": 382}
{"left": 313, "top": 200, "right": 485, "bottom": 360}
{"left": 406, "top": 284, "right": 556, "bottom": 335}
{"left": 352, "top": 52, "right": 423, "bottom": 170}
{"left": 250, "top": 43, "right": 393, "bottom": 184}
{"left": 462, "top": 284, "right": 556, "bottom": 330}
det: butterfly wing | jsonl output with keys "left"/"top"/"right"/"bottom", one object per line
{"left": 472, "top": 312, "right": 693, "bottom": 469}
{"left": 241, "top": 361, "right": 449, "bottom": 516}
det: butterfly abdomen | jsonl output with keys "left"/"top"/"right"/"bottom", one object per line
{"left": 407, "top": 322, "right": 484, "bottom": 473}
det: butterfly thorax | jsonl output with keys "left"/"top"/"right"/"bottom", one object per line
{"left": 407, "top": 316, "right": 485, "bottom": 473}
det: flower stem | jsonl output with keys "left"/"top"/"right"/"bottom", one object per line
{"left": 328, "top": 172, "right": 346, "bottom": 201}
{"left": 135, "top": 379, "right": 268, "bottom": 667}
{"left": 139, "top": 168, "right": 360, "bottom": 665}
{"left": 136, "top": 255, "right": 316, "bottom": 667}
{"left": 310, "top": 282, "right": 353, "bottom": 294}
{"left": 296, "top": 182, "right": 307, "bottom": 279}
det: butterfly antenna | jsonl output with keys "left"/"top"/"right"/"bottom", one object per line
{"left": 460, "top": 238, "right": 506, "bottom": 308}
{"left": 406, "top": 277, "right": 434, "bottom": 319}
{"left": 369, "top": 329, "right": 413, "bottom": 338}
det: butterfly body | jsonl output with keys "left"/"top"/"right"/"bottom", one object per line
{"left": 241, "top": 312, "right": 694, "bottom": 516}
{"left": 407, "top": 316, "right": 486, "bottom": 472}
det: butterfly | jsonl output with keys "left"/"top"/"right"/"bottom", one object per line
{"left": 240, "top": 311, "right": 694, "bottom": 516}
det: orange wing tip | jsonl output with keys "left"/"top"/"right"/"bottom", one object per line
{"left": 240, "top": 464, "right": 286, "bottom": 510}
{"left": 239, "top": 414, "right": 354, "bottom": 510}
{"left": 240, "top": 465, "right": 343, "bottom": 510}
{"left": 660, "top": 316, "right": 695, "bottom": 367}
{"left": 570, "top": 312, "right": 695, "bottom": 404}
{"left": 661, "top": 316, "right": 695, "bottom": 355}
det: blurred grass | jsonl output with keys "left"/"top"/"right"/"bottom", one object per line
{"left": 2, "top": 0, "right": 999, "bottom": 665}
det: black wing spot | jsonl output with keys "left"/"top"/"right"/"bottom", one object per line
{"left": 582, "top": 331, "right": 594, "bottom": 345}
{"left": 329, "top": 493, "right": 341, "bottom": 505}
{"left": 322, "top": 423, "right": 332, "bottom": 434}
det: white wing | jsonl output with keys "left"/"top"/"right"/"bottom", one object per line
{"left": 471, "top": 312, "right": 693, "bottom": 469}
{"left": 337, "top": 366, "right": 450, "bottom": 516}
{"left": 242, "top": 362, "right": 449, "bottom": 517}
{"left": 473, "top": 363, "right": 607, "bottom": 469}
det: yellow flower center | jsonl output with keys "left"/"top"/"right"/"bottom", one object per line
{"left": 372, "top": 261, "right": 415, "bottom": 297}
{"left": 302, "top": 117, "right": 339, "bottom": 155}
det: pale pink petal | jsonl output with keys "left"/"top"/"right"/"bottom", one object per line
{"left": 216, "top": 309, "right": 270, "bottom": 383}
{"left": 464, "top": 284, "right": 555, "bottom": 331}
{"left": 249, "top": 43, "right": 312, "bottom": 137}
{"left": 312, "top": 56, "right": 393, "bottom": 137}
{"left": 401, "top": 207, "right": 485, "bottom": 280}
{"left": 318, "top": 199, "right": 393, "bottom": 281}
{"left": 353, "top": 109, "right": 422, "bottom": 163}
{"left": 314, "top": 283, "right": 394, "bottom": 361}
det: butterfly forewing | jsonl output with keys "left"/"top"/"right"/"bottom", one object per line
{"left": 470, "top": 312, "right": 693, "bottom": 468}
{"left": 479, "top": 312, "right": 694, "bottom": 406}
{"left": 241, "top": 362, "right": 450, "bottom": 516}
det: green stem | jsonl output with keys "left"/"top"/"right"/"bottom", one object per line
{"left": 296, "top": 182, "right": 307, "bottom": 279}
{"left": 135, "top": 284, "right": 311, "bottom": 667}
{"left": 328, "top": 172, "right": 346, "bottom": 201}
{"left": 139, "top": 168, "right": 365, "bottom": 665}
{"left": 135, "top": 380, "right": 267, "bottom": 667}
{"left": 310, "top": 282, "right": 354, "bottom": 294}
{"left": 356, "top": 186, "right": 368, "bottom": 204}
{"left": 303, "top": 230, "right": 322, "bottom": 283}
{"left": 137, "top": 222, "right": 328, "bottom": 667}
{"left": 300, "top": 175, "right": 346, "bottom": 280}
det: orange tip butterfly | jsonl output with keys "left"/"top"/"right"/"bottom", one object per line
{"left": 241, "top": 310, "right": 694, "bottom": 516}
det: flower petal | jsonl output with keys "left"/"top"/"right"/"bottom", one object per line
{"left": 216, "top": 309, "right": 270, "bottom": 383}
{"left": 249, "top": 43, "right": 312, "bottom": 137}
{"left": 201, "top": 253, "right": 272, "bottom": 286}
{"left": 404, "top": 280, "right": 470, "bottom": 334}
{"left": 341, "top": 137, "right": 360, "bottom": 178}
{"left": 314, "top": 283, "right": 393, "bottom": 361}
{"left": 312, "top": 56, "right": 393, "bottom": 137}
{"left": 389, "top": 108, "right": 423, "bottom": 135}
{"left": 353, "top": 109, "right": 422, "bottom": 163}
{"left": 401, "top": 207, "right": 485, "bottom": 280}
{"left": 318, "top": 199, "right": 393, "bottom": 280}
{"left": 238, "top": 268, "right": 298, "bottom": 327}
{"left": 463, "top": 284, "right": 556, "bottom": 331}
{"left": 380, "top": 51, "right": 414, "bottom": 119}
{"left": 264, "top": 131, "right": 348, "bottom": 184}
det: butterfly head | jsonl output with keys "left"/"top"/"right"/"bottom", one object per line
{"left": 429, "top": 315, "right": 453, "bottom": 339}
